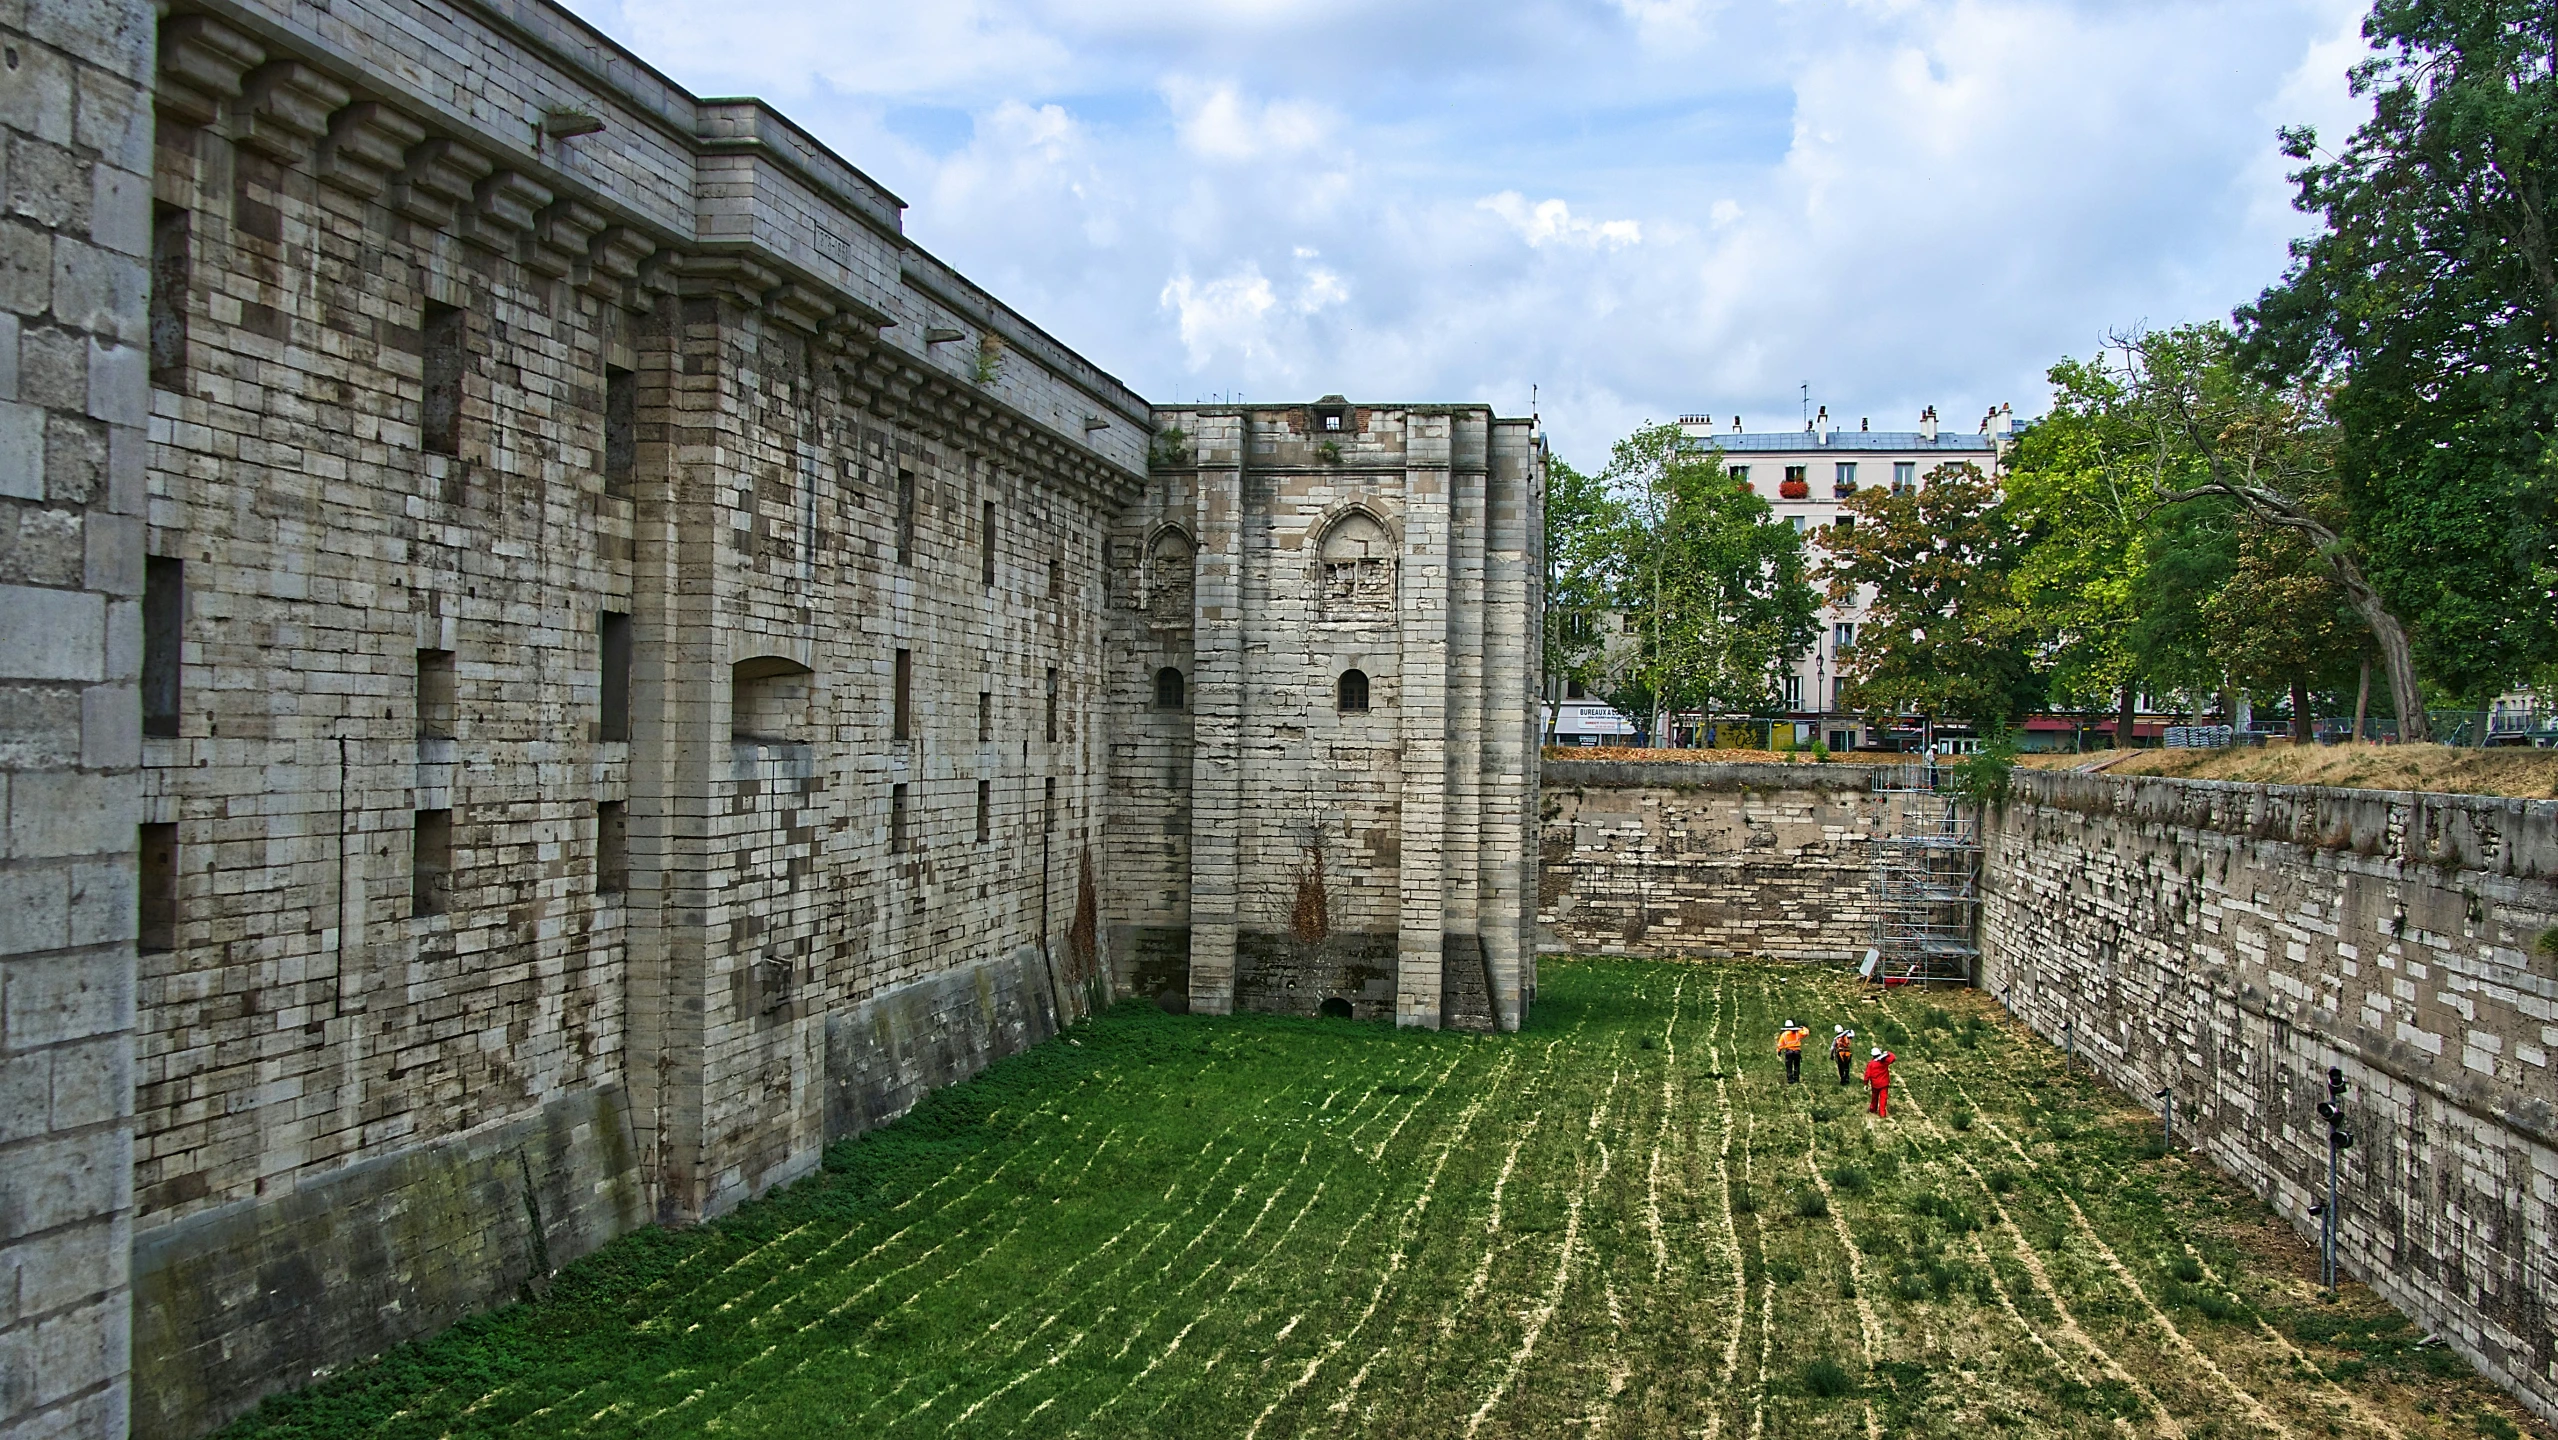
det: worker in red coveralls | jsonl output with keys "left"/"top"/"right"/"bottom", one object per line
{"left": 1864, "top": 1046, "right": 1896, "bottom": 1117}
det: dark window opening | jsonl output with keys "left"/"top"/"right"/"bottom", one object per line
{"left": 1154, "top": 667, "right": 1185, "bottom": 711}
{"left": 976, "top": 779, "right": 991, "bottom": 842}
{"left": 599, "top": 612, "right": 631, "bottom": 742}
{"left": 412, "top": 809, "right": 453, "bottom": 918}
{"left": 150, "top": 204, "right": 190, "bottom": 390}
{"left": 978, "top": 690, "right": 993, "bottom": 742}
{"left": 893, "top": 648, "right": 912, "bottom": 740}
{"left": 981, "top": 500, "right": 997, "bottom": 586}
{"left": 1042, "top": 776, "right": 1056, "bottom": 834}
{"left": 1319, "top": 996, "right": 1354, "bottom": 1020}
{"left": 1337, "top": 668, "right": 1370, "bottom": 714}
{"left": 890, "top": 783, "right": 910, "bottom": 852}
{"left": 143, "top": 557, "right": 182, "bottom": 737}
{"left": 1044, "top": 667, "right": 1059, "bottom": 742}
{"left": 1565, "top": 678, "right": 1586, "bottom": 699}
{"left": 139, "top": 823, "right": 177, "bottom": 953}
{"left": 1047, "top": 556, "right": 1063, "bottom": 600}
{"left": 604, "top": 365, "right": 636, "bottom": 497}
{"left": 416, "top": 648, "right": 455, "bottom": 740}
{"left": 596, "top": 801, "right": 627, "bottom": 896}
{"left": 896, "top": 467, "right": 916, "bottom": 564}
{"left": 422, "top": 302, "right": 465, "bottom": 456}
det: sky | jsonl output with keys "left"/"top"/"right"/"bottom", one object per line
{"left": 560, "top": 0, "right": 2376, "bottom": 469}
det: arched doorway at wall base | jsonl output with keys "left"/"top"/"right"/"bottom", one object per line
{"left": 1318, "top": 996, "right": 1355, "bottom": 1020}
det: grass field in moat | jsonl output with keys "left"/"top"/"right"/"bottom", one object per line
{"left": 221, "top": 960, "right": 2551, "bottom": 1439}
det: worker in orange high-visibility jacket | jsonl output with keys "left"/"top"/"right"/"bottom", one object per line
{"left": 1864, "top": 1047, "right": 1895, "bottom": 1116}
{"left": 1832, "top": 1027, "right": 1856, "bottom": 1086}
{"left": 1776, "top": 1020, "right": 1809, "bottom": 1085}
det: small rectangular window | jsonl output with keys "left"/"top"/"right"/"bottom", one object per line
{"left": 149, "top": 205, "right": 190, "bottom": 390}
{"left": 893, "top": 648, "right": 912, "bottom": 740}
{"left": 976, "top": 779, "right": 991, "bottom": 842}
{"left": 1783, "top": 465, "right": 1806, "bottom": 485}
{"left": 1784, "top": 674, "right": 1803, "bottom": 708}
{"left": 1833, "top": 622, "right": 1857, "bottom": 649}
{"left": 596, "top": 801, "right": 627, "bottom": 896}
{"left": 1044, "top": 667, "right": 1059, "bottom": 743}
{"left": 981, "top": 500, "right": 997, "bottom": 586}
{"left": 890, "top": 783, "right": 910, "bottom": 853}
{"left": 1727, "top": 464, "right": 1749, "bottom": 485}
{"left": 1893, "top": 461, "right": 1916, "bottom": 490}
{"left": 139, "top": 823, "right": 177, "bottom": 953}
{"left": 143, "top": 557, "right": 182, "bottom": 738}
{"left": 896, "top": 468, "right": 916, "bottom": 565}
{"left": 422, "top": 302, "right": 465, "bottom": 456}
{"left": 599, "top": 612, "right": 631, "bottom": 742}
{"left": 1047, "top": 556, "right": 1063, "bottom": 599}
{"left": 978, "top": 690, "right": 992, "bottom": 742}
{"left": 417, "top": 648, "right": 455, "bottom": 740}
{"left": 1042, "top": 776, "right": 1055, "bottom": 834}
{"left": 412, "top": 809, "right": 453, "bottom": 917}
{"left": 604, "top": 365, "right": 636, "bottom": 497}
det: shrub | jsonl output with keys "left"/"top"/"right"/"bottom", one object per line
{"left": 1985, "top": 1169, "right": 2016, "bottom": 1194}
{"left": 1802, "top": 1358, "right": 1857, "bottom": 1398}
{"left": 2196, "top": 1290, "right": 2245, "bottom": 1323}
{"left": 1731, "top": 1183, "right": 1757, "bottom": 1214}
{"left": 1796, "top": 1189, "right": 1831, "bottom": 1218}
{"left": 1950, "top": 1109, "right": 1974, "bottom": 1131}
{"left": 2047, "top": 1120, "right": 2079, "bottom": 1141}
{"left": 1829, "top": 1166, "right": 1871, "bottom": 1194}
{"left": 2167, "top": 1254, "right": 2204, "bottom": 1285}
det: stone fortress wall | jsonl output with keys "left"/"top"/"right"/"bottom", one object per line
{"left": 0, "top": 0, "right": 1546, "bottom": 1433}
{"left": 1979, "top": 770, "right": 2558, "bottom": 1424}
{"left": 1105, "top": 402, "right": 1544, "bottom": 1032}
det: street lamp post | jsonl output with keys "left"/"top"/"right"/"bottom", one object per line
{"left": 2312, "top": 1065, "right": 2353, "bottom": 1291}
{"left": 2153, "top": 1087, "right": 2174, "bottom": 1148}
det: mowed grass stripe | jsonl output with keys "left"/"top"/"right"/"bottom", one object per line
{"left": 216, "top": 962, "right": 2551, "bottom": 1440}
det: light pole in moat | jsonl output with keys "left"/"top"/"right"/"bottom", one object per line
{"left": 2153, "top": 1087, "right": 2174, "bottom": 1148}
{"left": 2308, "top": 1065, "right": 2353, "bottom": 1292}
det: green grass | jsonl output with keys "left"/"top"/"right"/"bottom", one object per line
{"left": 215, "top": 960, "right": 2550, "bottom": 1439}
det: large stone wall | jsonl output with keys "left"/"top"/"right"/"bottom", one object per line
{"left": 1979, "top": 771, "right": 2558, "bottom": 1423}
{"left": 124, "top": 0, "right": 1146, "bottom": 1430}
{"left": 1537, "top": 760, "right": 1891, "bottom": 961}
{"left": 1101, "top": 402, "right": 1544, "bottom": 1031}
{"left": 0, "top": 1, "right": 155, "bottom": 1435}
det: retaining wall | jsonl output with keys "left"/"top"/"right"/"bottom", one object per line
{"left": 1979, "top": 770, "right": 2558, "bottom": 1422}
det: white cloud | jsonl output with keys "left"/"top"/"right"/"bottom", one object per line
{"left": 1164, "top": 79, "right": 1337, "bottom": 162}
{"left": 1479, "top": 193, "right": 1643, "bottom": 250}
{"left": 1161, "top": 265, "right": 1279, "bottom": 366}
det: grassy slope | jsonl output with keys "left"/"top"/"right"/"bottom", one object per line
{"left": 2014, "top": 743, "right": 2558, "bottom": 800}
{"left": 218, "top": 962, "right": 2550, "bottom": 1439}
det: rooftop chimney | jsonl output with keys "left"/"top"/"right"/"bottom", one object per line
{"left": 1732, "top": 415, "right": 1742, "bottom": 433}
{"left": 1920, "top": 406, "right": 1937, "bottom": 442}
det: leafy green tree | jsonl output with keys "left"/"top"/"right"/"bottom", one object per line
{"left": 1818, "top": 461, "right": 2040, "bottom": 728}
{"left": 2239, "top": 0, "right": 2558, "bottom": 728}
{"left": 2204, "top": 517, "right": 2369, "bottom": 739}
{"left": 1600, "top": 424, "right": 1819, "bottom": 739}
{"left": 1542, "top": 452, "right": 1626, "bottom": 728}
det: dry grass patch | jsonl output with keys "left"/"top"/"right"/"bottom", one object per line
{"left": 2016, "top": 743, "right": 2558, "bottom": 799}
{"left": 215, "top": 962, "right": 2553, "bottom": 1439}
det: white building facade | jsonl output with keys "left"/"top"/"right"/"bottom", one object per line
{"left": 1677, "top": 413, "right": 2006, "bottom": 749}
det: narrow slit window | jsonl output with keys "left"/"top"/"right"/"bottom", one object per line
{"left": 1154, "top": 667, "right": 1185, "bottom": 711}
{"left": 599, "top": 611, "right": 631, "bottom": 742}
{"left": 981, "top": 500, "right": 997, "bottom": 587}
{"left": 604, "top": 365, "right": 636, "bottom": 497}
{"left": 978, "top": 691, "right": 992, "bottom": 742}
{"left": 150, "top": 204, "right": 190, "bottom": 390}
{"left": 896, "top": 468, "right": 916, "bottom": 565}
{"left": 890, "top": 783, "right": 910, "bottom": 853}
{"left": 1044, "top": 667, "right": 1059, "bottom": 743}
{"left": 893, "top": 648, "right": 912, "bottom": 740}
{"left": 139, "top": 823, "right": 178, "bottom": 953}
{"left": 143, "top": 557, "right": 182, "bottom": 738}
{"left": 596, "top": 801, "right": 627, "bottom": 896}
{"left": 1337, "top": 668, "right": 1370, "bottom": 714}
{"left": 412, "top": 809, "right": 453, "bottom": 918}
{"left": 976, "top": 779, "right": 991, "bottom": 842}
{"left": 1042, "top": 776, "right": 1056, "bottom": 834}
{"left": 1047, "top": 556, "right": 1062, "bottom": 599}
{"left": 422, "top": 302, "right": 465, "bottom": 456}
{"left": 416, "top": 648, "right": 455, "bottom": 740}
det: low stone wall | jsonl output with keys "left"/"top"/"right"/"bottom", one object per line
{"left": 1979, "top": 770, "right": 2558, "bottom": 1422}
{"left": 1537, "top": 761, "right": 1891, "bottom": 961}
{"left": 823, "top": 948, "right": 1066, "bottom": 1142}
{"left": 131, "top": 1086, "right": 645, "bottom": 1438}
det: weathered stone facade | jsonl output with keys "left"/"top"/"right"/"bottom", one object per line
{"left": 0, "top": 0, "right": 156, "bottom": 1435}
{"left": 0, "top": 1, "right": 1546, "bottom": 1434}
{"left": 1978, "top": 770, "right": 2558, "bottom": 1424}
{"left": 1537, "top": 760, "right": 1891, "bottom": 961}
{"left": 1104, "top": 402, "right": 1544, "bottom": 1032}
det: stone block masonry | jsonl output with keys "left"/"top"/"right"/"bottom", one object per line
{"left": 1979, "top": 770, "right": 2558, "bottom": 1423}
{"left": 1538, "top": 760, "right": 1893, "bottom": 961}
{"left": 0, "top": 1, "right": 157, "bottom": 1437}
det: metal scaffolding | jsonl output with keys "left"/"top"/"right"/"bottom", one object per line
{"left": 1866, "top": 761, "right": 1981, "bottom": 985}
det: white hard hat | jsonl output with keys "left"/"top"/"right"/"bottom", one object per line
{"left": 1870, "top": 1047, "right": 1884, "bottom": 1058}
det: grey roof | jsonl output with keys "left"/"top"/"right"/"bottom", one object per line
{"left": 1685, "top": 430, "right": 1998, "bottom": 454}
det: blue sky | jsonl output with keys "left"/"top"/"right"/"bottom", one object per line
{"left": 562, "top": 0, "right": 2373, "bottom": 468}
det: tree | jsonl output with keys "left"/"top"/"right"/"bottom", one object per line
{"left": 1599, "top": 424, "right": 1819, "bottom": 738}
{"left": 1542, "top": 452, "right": 1625, "bottom": 730}
{"left": 2238, "top": 0, "right": 2558, "bottom": 727}
{"left": 2203, "top": 517, "right": 2369, "bottom": 740}
{"left": 2100, "top": 325, "right": 2436, "bottom": 740}
{"left": 1819, "top": 461, "right": 2040, "bottom": 728}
